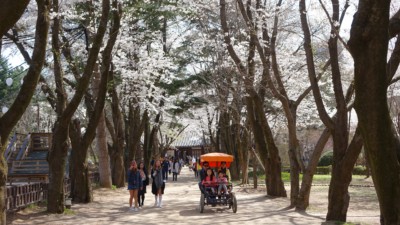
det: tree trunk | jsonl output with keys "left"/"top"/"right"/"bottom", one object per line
{"left": 0, "top": 0, "right": 49, "bottom": 221}
{"left": 69, "top": 120, "right": 92, "bottom": 203}
{"left": 0, "top": 144, "right": 7, "bottom": 224}
{"left": 48, "top": 124, "right": 70, "bottom": 213}
{"left": 109, "top": 94, "right": 126, "bottom": 187}
{"left": 254, "top": 96, "right": 286, "bottom": 197}
{"left": 48, "top": 0, "right": 111, "bottom": 213}
{"left": 110, "top": 148, "right": 125, "bottom": 187}
{"left": 126, "top": 105, "right": 147, "bottom": 164}
{"left": 288, "top": 146, "right": 300, "bottom": 206}
{"left": 247, "top": 95, "right": 286, "bottom": 197}
{"left": 349, "top": 1, "right": 400, "bottom": 223}
{"left": 238, "top": 124, "right": 250, "bottom": 184}
{"left": 70, "top": 0, "right": 120, "bottom": 197}
{"left": 0, "top": 0, "right": 30, "bottom": 38}
{"left": 97, "top": 111, "right": 112, "bottom": 187}
{"left": 252, "top": 151, "right": 258, "bottom": 189}
{"left": 143, "top": 119, "right": 152, "bottom": 171}
{"left": 296, "top": 128, "right": 330, "bottom": 210}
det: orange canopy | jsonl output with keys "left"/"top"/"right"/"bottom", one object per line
{"left": 200, "top": 152, "right": 234, "bottom": 168}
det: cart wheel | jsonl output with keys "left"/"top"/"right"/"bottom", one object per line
{"left": 228, "top": 193, "right": 232, "bottom": 208}
{"left": 200, "top": 193, "right": 205, "bottom": 213}
{"left": 231, "top": 193, "right": 237, "bottom": 213}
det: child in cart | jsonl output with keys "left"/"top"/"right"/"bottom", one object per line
{"left": 201, "top": 168, "right": 217, "bottom": 195}
{"left": 217, "top": 171, "right": 228, "bottom": 196}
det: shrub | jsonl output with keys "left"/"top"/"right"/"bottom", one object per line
{"left": 247, "top": 170, "right": 265, "bottom": 178}
{"left": 352, "top": 166, "right": 368, "bottom": 175}
{"left": 315, "top": 166, "right": 332, "bottom": 174}
{"left": 318, "top": 151, "right": 333, "bottom": 166}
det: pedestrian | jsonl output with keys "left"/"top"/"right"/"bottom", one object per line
{"left": 172, "top": 158, "right": 180, "bottom": 181}
{"left": 168, "top": 157, "right": 173, "bottom": 176}
{"left": 127, "top": 160, "right": 142, "bottom": 212}
{"left": 162, "top": 158, "right": 170, "bottom": 181}
{"left": 195, "top": 159, "right": 201, "bottom": 178}
{"left": 138, "top": 161, "right": 149, "bottom": 208}
{"left": 151, "top": 159, "right": 165, "bottom": 208}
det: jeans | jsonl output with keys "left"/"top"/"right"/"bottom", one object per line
{"left": 162, "top": 169, "right": 168, "bottom": 180}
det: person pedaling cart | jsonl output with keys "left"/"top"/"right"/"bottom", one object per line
{"left": 198, "top": 152, "right": 237, "bottom": 213}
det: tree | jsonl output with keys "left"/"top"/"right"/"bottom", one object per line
{"left": 69, "top": 0, "right": 122, "bottom": 202}
{"left": 348, "top": 2, "right": 400, "bottom": 223}
{"left": 107, "top": 70, "right": 126, "bottom": 187}
{"left": 47, "top": 0, "right": 111, "bottom": 213}
{"left": 0, "top": 0, "right": 30, "bottom": 38}
{"left": 299, "top": 0, "right": 364, "bottom": 221}
{"left": 0, "top": 0, "right": 49, "bottom": 222}
{"left": 220, "top": 0, "right": 286, "bottom": 197}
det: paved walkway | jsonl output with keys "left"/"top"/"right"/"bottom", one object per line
{"left": 7, "top": 167, "right": 380, "bottom": 225}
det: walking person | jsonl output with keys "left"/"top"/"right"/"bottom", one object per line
{"left": 138, "top": 161, "right": 149, "bottom": 208}
{"left": 172, "top": 158, "right": 180, "bottom": 181}
{"left": 162, "top": 158, "right": 170, "bottom": 181}
{"left": 127, "top": 160, "right": 142, "bottom": 212}
{"left": 168, "top": 157, "right": 173, "bottom": 176}
{"left": 151, "top": 159, "right": 165, "bottom": 208}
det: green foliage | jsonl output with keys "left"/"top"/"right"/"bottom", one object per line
{"left": 352, "top": 166, "right": 368, "bottom": 176}
{"left": 162, "top": 71, "right": 211, "bottom": 115}
{"left": 315, "top": 166, "right": 332, "bottom": 175}
{"left": 123, "top": 0, "right": 184, "bottom": 32}
{"left": 281, "top": 172, "right": 291, "bottom": 182}
{"left": 27, "top": 203, "right": 38, "bottom": 210}
{"left": 0, "top": 57, "right": 26, "bottom": 109}
{"left": 63, "top": 208, "right": 75, "bottom": 215}
{"left": 247, "top": 169, "right": 265, "bottom": 178}
{"left": 112, "top": 185, "right": 117, "bottom": 190}
{"left": 318, "top": 151, "right": 334, "bottom": 166}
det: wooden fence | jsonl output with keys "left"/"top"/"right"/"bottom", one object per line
{"left": 6, "top": 172, "right": 99, "bottom": 212}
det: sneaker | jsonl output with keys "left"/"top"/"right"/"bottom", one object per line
{"left": 129, "top": 207, "right": 135, "bottom": 211}
{"left": 134, "top": 207, "right": 139, "bottom": 212}
{"left": 158, "top": 204, "right": 162, "bottom": 208}
{"left": 154, "top": 202, "right": 158, "bottom": 207}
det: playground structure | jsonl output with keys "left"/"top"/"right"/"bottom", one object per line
{"left": 5, "top": 133, "right": 52, "bottom": 184}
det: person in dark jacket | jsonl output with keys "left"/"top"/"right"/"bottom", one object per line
{"left": 151, "top": 159, "right": 165, "bottom": 208}
{"left": 162, "top": 158, "right": 170, "bottom": 181}
{"left": 127, "top": 160, "right": 143, "bottom": 212}
{"left": 138, "top": 161, "right": 149, "bottom": 208}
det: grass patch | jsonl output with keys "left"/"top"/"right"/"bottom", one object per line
{"left": 247, "top": 171, "right": 373, "bottom": 186}
{"left": 63, "top": 208, "right": 75, "bottom": 215}
{"left": 112, "top": 185, "right": 117, "bottom": 190}
{"left": 27, "top": 204, "right": 38, "bottom": 210}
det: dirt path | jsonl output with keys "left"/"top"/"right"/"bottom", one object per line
{"left": 7, "top": 167, "right": 380, "bottom": 225}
